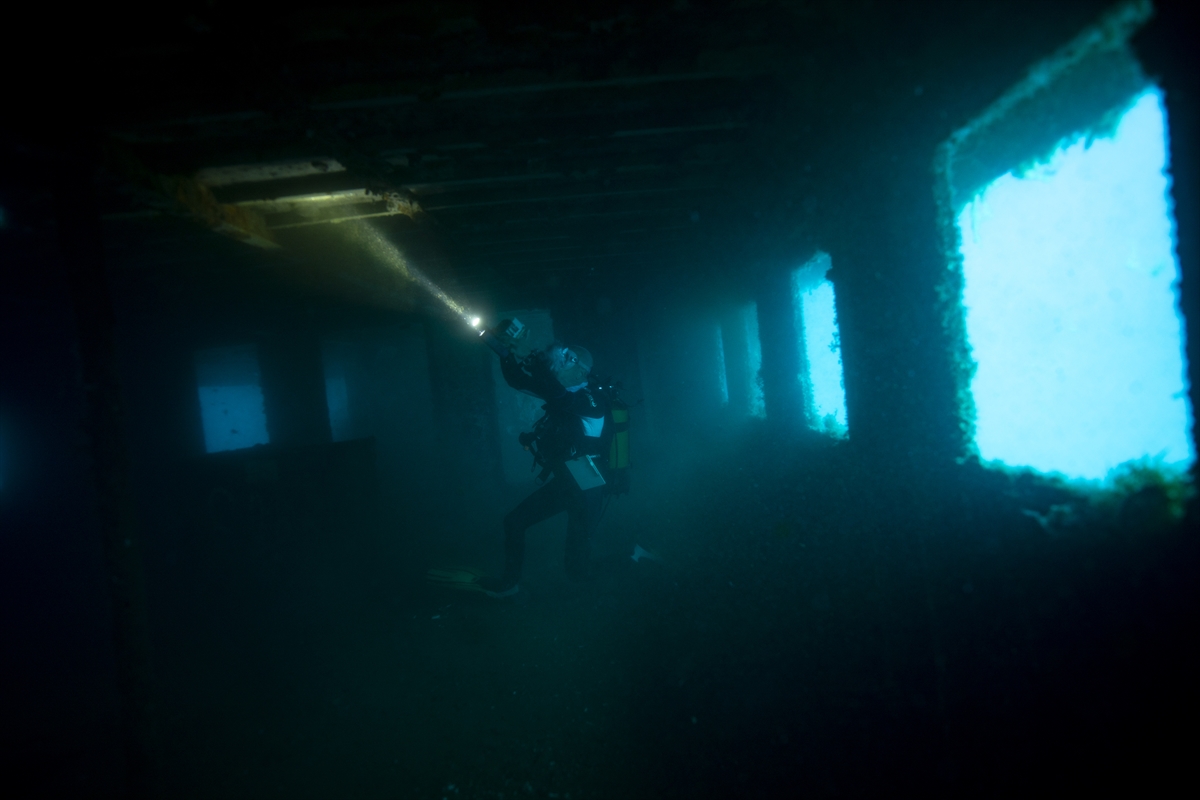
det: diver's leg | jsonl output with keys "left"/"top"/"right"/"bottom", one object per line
{"left": 495, "top": 478, "right": 571, "bottom": 588}
{"left": 564, "top": 486, "right": 605, "bottom": 581}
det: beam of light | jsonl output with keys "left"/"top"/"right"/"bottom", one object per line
{"left": 347, "top": 221, "right": 477, "bottom": 327}
{"left": 957, "top": 88, "right": 1194, "bottom": 481}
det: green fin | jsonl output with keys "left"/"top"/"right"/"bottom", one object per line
{"left": 426, "top": 566, "right": 487, "bottom": 592}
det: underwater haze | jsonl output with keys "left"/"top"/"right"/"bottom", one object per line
{"left": 1, "top": 2, "right": 1197, "bottom": 799}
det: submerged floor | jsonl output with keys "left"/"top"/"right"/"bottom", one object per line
{"left": 100, "top": 427, "right": 1195, "bottom": 799}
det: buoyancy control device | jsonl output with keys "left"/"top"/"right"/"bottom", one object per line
{"left": 515, "top": 374, "right": 632, "bottom": 494}
{"left": 481, "top": 318, "right": 632, "bottom": 494}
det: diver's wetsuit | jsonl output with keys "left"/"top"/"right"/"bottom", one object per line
{"left": 495, "top": 351, "right": 611, "bottom": 586}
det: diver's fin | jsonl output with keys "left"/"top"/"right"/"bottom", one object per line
{"left": 427, "top": 566, "right": 486, "bottom": 583}
{"left": 471, "top": 571, "right": 520, "bottom": 598}
{"left": 482, "top": 583, "right": 519, "bottom": 599}
{"left": 426, "top": 566, "right": 487, "bottom": 592}
{"left": 631, "top": 545, "right": 663, "bottom": 563}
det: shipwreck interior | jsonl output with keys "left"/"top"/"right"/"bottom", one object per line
{"left": 2, "top": 1, "right": 1197, "bottom": 797}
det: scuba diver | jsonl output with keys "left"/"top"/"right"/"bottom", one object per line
{"left": 428, "top": 318, "right": 655, "bottom": 599}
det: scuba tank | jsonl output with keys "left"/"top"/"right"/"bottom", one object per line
{"left": 517, "top": 374, "right": 633, "bottom": 495}
{"left": 591, "top": 376, "right": 631, "bottom": 496}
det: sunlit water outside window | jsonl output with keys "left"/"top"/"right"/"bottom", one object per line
{"left": 793, "top": 252, "right": 848, "bottom": 437}
{"left": 957, "top": 88, "right": 1193, "bottom": 481}
{"left": 742, "top": 303, "right": 766, "bottom": 418}
{"left": 195, "top": 345, "right": 271, "bottom": 454}
{"left": 716, "top": 325, "right": 730, "bottom": 406}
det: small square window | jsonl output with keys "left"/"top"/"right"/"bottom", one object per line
{"left": 741, "top": 303, "right": 766, "bottom": 419}
{"left": 195, "top": 345, "right": 270, "bottom": 453}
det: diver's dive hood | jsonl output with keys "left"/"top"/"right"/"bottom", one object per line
{"left": 555, "top": 346, "right": 593, "bottom": 389}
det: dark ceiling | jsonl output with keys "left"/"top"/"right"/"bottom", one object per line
{"left": 9, "top": 0, "right": 1121, "bottom": 317}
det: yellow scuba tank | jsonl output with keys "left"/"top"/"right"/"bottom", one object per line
{"left": 606, "top": 399, "right": 631, "bottom": 495}
{"left": 588, "top": 375, "right": 631, "bottom": 494}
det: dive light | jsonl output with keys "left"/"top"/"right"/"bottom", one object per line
{"left": 479, "top": 317, "right": 527, "bottom": 357}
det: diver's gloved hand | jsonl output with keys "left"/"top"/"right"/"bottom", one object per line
{"left": 481, "top": 318, "right": 527, "bottom": 357}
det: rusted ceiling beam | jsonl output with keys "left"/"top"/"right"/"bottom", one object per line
{"left": 187, "top": 156, "right": 423, "bottom": 232}
{"left": 235, "top": 188, "right": 374, "bottom": 215}
{"left": 104, "top": 143, "right": 279, "bottom": 248}
{"left": 161, "top": 174, "right": 279, "bottom": 249}
{"left": 267, "top": 197, "right": 420, "bottom": 230}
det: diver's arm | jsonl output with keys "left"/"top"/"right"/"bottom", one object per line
{"left": 479, "top": 326, "right": 538, "bottom": 390}
{"left": 480, "top": 329, "right": 510, "bottom": 357}
{"left": 500, "top": 351, "right": 566, "bottom": 401}
{"left": 499, "top": 352, "right": 532, "bottom": 388}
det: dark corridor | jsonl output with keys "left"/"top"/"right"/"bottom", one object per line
{"left": 2, "top": 1, "right": 1197, "bottom": 798}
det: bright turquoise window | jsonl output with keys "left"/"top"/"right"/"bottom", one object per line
{"left": 195, "top": 345, "right": 270, "bottom": 454}
{"left": 742, "top": 303, "right": 766, "bottom": 419}
{"left": 957, "top": 89, "right": 1193, "bottom": 480}
{"left": 793, "top": 252, "right": 848, "bottom": 437}
{"left": 716, "top": 325, "right": 730, "bottom": 407}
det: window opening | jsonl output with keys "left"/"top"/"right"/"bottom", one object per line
{"left": 716, "top": 325, "right": 730, "bottom": 407}
{"left": 0, "top": 417, "right": 8, "bottom": 493}
{"left": 318, "top": 329, "right": 437, "bottom": 493}
{"left": 194, "top": 345, "right": 270, "bottom": 453}
{"left": 324, "top": 374, "right": 351, "bottom": 442}
{"left": 319, "top": 338, "right": 360, "bottom": 443}
{"left": 956, "top": 88, "right": 1192, "bottom": 480}
{"left": 741, "top": 303, "right": 766, "bottom": 419}
{"left": 793, "top": 252, "right": 848, "bottom": 437}
{"left": 936, "top": 0, "right": 1194, "bottom": 483}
